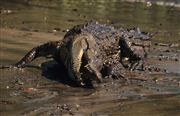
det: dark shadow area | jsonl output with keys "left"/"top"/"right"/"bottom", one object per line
{"left": 40, "top": 60, "right": 79, "bottom": 87}
{"left": 40, "top": 60, "right": 99, "bottom": 88}
{"left": 39, "top": 60, "right": 95, "bottom": 88}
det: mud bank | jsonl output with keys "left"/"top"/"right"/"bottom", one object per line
{"left": 0, "top": 28, "right": 180, "bottom": 116}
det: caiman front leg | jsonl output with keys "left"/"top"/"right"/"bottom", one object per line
{"left": 2, "top": 41, "right": 62, "bottom": 68}
{"left": 119, "top": 29, "right": 152, "bottom": 71}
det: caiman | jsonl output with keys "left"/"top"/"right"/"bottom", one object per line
{"left": 2, "top": 21, "right": 153, "bottom": 87}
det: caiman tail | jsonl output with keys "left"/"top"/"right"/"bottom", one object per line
{"left": 0, "top": 41, "right": 62, "bottom": 69}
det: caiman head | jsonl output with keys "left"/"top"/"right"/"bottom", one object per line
{"left": 62, "top": 32, "right": 102, "bottom": 87}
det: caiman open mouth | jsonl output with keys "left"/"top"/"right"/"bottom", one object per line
{"left": 79, "top": 53, "right": 97, "bottom": 87}
{"left": 79, "top": 54, "right": 91, "bottom": 83}
{"left": 70, "top": 45, "right": 89, "bottom": 85}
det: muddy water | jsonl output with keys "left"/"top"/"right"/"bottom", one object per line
{"left": 0, "top": 0, "right": 180, "bottom": 115}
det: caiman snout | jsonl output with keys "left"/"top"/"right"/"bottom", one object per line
{"left": 68, "top": 32, "right": 102, "bottom": 86}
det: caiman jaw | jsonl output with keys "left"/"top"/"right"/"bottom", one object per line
{"left": 72, "top": 48, "right": 85, "bottom": 85}
{"left": 70, "top": 34, "right": 89, "bottom": 86}
{"left": 70, "top": 33, "right": 102, "bottom": 86}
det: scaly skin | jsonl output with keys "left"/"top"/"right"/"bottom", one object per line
{"left": 1, "top": 21, "right": 153, "bottom": 87}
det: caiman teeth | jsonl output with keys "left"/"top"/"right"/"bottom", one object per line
{"left": 80, "top": 82, "right": 85, "bottom": 86}
{"left": 84, "top": 64, "right": 93, "bottom": 73}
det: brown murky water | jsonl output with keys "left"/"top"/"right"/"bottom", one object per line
{"left": 0, "top": 0, "right": 180, "bottom": 115}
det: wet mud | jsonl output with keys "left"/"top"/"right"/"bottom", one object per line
{"left": 0, "top": 28, "right": 180, "bottom": 116}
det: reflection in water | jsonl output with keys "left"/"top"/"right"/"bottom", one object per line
{"left": 0, "top": 0, "right": 180, "bottom": 115}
